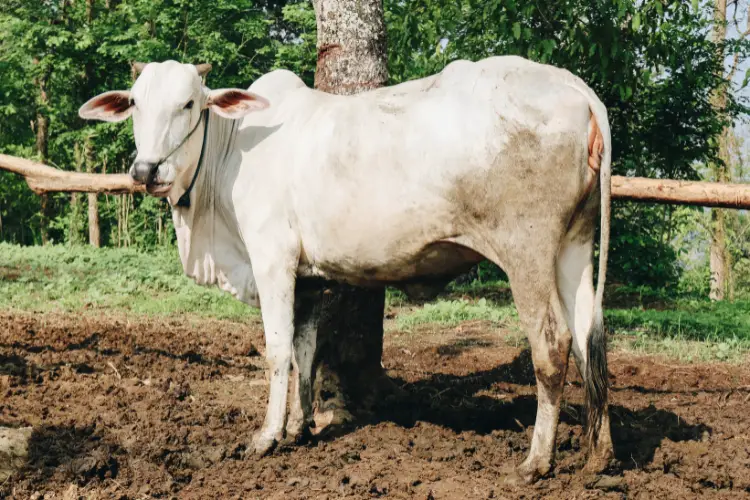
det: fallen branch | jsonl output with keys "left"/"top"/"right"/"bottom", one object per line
{"left": 0, "top": 154, "right": 144, "bottom": 195}
{"left": 1, "top": 153, "right": 749, "bottom": 209}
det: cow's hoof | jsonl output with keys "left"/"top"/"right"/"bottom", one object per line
{"left": 251, "top": 431, "right": 279, "bottom": 457}
{"left": 281, "top": 422, "right": 313, "bottom": 447}
{"left": 500, "top": 461, "right": 547, "bottom": 486}
{"left": 584, "top": 442, "right": 616, "bottom": 474}
{"left": 583, "top": 454, "right": 618, "bottom": 475}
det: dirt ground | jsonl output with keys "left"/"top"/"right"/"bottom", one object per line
{"left": 1, "top": 311, "right": 749, "bottom": 499}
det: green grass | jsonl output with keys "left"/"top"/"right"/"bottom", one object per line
{"left": 0, "top": 242, "right": 257, "bottom": 320}
{"left": 604, "top": 300, "right": 750, "bottom": 362}
{"left": 606, "top": 300, "right": 750, "bottom": 342}
{"left": 1, "top": 243, "right": 748, "bottom": 362}
{"left": 395, "top": 297, "right": 518, "bottom": 330}
{"left": 396, "top": 279, "right": 750, "bottom": 361}
{"left": 611, "top": 332, "right": 750, "bottom": 363}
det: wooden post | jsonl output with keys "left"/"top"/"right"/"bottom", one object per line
{"left": 84, "top": 136, "right": 101, "bottom": 247}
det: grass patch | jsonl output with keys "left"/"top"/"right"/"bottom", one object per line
{"left": 396, "top": 298, "right": 518, "bottom": 330}
{"left": 605, "top": 300, "right": 750, "bottom": 342}
{"left": 0, "top": 242, "right": 257, "bottom": 321}
{"left": 395, "top": 278, "right": 750, "bottom": 361}
{"left": 612, "top": 333, "right": 750, "bottom": 363}
{"left": 605, "top": 301, "right": 750, "bottom": 362}
{"left": 2, "top": 243, "right": 748, "bottom": 362}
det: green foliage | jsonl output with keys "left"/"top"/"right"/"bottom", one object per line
{"left": 272, "top": 1, "right": 317, "bottom": 85}
{"left": 450, "top": 261, "right": 509, "bottom": 287}
{"left": 385, "top": 0, "right": 749, "bottom": 290}
{"left": 1, "top": 0, "right": 747, "bottom": 298}
{"left": 608, "top": 202, "right": 682, "bottom": 288}
{"left": 0, "top": 242, "right": 257, "bottom": 320}
{"left": 448, "top": 278, "right": 510, "bottom": 295}
{"left": 0, "top": 0, "right": 298, "bottom": 246}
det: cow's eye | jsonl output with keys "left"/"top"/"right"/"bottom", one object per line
{"left": 184, "top": 100, "right": 194, "bottom": 110}
{"left": 130, "top": 99, "right": 136, "bottom": 108}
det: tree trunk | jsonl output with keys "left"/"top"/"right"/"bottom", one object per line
{"left": 84, "top": 137, "right": 100, "bottom": 248}
{"left": 311, "top": 0, "right": 391, "bottom": 429}
{"left": 313, "top": 0, "right": 388, "bottom": 94}
{"left": 709, "top": 0, "right": 731, "bottom": 301}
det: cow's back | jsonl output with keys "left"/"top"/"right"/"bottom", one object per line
{"left": 234, "top": 57, "right": 595, "bottom": 285}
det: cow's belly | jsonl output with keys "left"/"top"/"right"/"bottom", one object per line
{"left": 301, "top": 240, "right": 483, "bottom": 287}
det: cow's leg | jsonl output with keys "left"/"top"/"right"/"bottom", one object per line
{"left": 557, "top": 233, "right": 613, "bottom": 471}
{"left": 250, "top": 259, "right": 297, "bottom": 456}
{"left": 285, "top": 286, "right": 320, "bottom": 444}
{"left": 505, "top": 269, "right": 572, "bottom": 484}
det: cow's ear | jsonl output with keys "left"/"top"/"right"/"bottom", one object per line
{"left": 79, "top": 91, "right": 133, "bottom": 122}
{"left": 205, "top": 89, "right": 269, "bottom": 119}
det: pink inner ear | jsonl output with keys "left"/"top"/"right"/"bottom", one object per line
{"left": 211, "top": 91, "right": 255, "bottom": 109}
{"left": 94, "top": 93, "right": 131, "bottom": 114}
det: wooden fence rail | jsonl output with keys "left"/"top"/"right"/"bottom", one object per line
{"left": 2, "top": 153, "right": 750, "bottom": 209}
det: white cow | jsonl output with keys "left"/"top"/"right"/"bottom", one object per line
{"left": 79, "top": 56, "right": 613, "bottom": 483}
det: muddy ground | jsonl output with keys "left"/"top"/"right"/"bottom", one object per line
{"left": 0, "top": 311, "right": 749, "bottom": 499}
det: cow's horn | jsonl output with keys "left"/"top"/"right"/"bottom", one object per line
{"left": 195, "top": 64, "right": 212, "bottom": 77}
{"left": 131, "top": 62, "right": 147, "bottom": 74}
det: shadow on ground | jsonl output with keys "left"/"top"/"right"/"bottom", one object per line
{"left": 17, "top": 425, "right": 122, "bottom": 486}
{"left": 338, "top": 348, "right": 711, "bottom": 473}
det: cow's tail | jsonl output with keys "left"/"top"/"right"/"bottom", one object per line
{"left": 567, "top": 75, "right": 612, "bottom": 448}
{"left": 587, "top": 97, "right": 611, "bottom": 448}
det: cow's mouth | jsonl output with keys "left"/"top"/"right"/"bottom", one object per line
{"left": 146, "top": 182, "right": 172, "bottom": 196}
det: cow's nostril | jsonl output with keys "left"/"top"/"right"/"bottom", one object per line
{"left": 131, "top": 161, "right": 157, "bottom": 184}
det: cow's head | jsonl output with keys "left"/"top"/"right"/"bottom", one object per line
{"left": 79, "top": 61, "right": 269, "bottom": 198}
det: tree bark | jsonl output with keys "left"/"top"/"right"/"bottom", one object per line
{"left": 311, "top": 0, "right": 391, "bottom": 429}
{"left": 313, "top": 0, "right": 388, "bottom": 94}
{"left": 709, "top": 0, "right": 731, "bottom": 301}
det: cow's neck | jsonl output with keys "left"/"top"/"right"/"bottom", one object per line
{"left": 169, "top": 112, "right": 257, "bottom": 303}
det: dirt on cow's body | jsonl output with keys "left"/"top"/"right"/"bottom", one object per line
{"left": 0, "top": 311, "right": 749, "bottom": 499}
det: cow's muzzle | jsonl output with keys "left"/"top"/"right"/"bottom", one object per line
{"left": 130, "top": 160, "right": 158, "bottom": 185}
